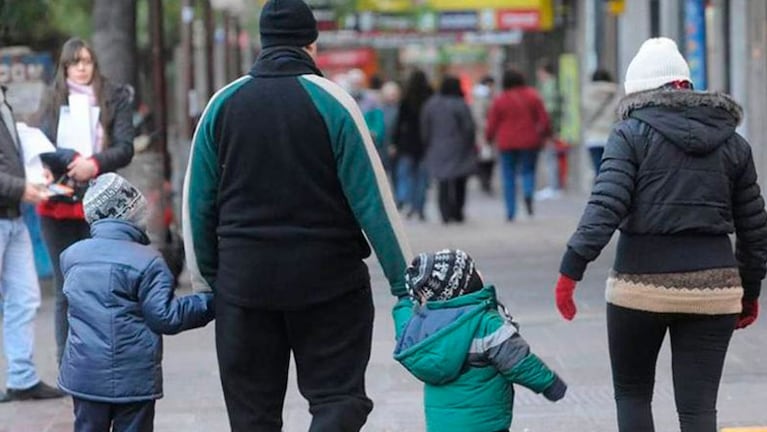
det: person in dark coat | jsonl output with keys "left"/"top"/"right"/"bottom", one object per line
{"left": 35, "top": 37, "right": 135, "bottom": 364}
{"left": 59, "top": 173, "right": 214, "bottom": 432}
{"left": 486, "top": 69, "right": 550, "bottom": 221}
{"left": 421, "top": 75, "right": 477, "bottom": 224}
{"left": 393, "top": 70, "right": 432, "bottom": 220}
{"left": 554, "top": 38, "right": 767, "bottom": 432}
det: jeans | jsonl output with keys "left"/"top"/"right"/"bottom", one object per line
{"left": 0, "top": 218, "right": 41, "bottom": 390}
{"left": 216, "top": 285, "right": 374, "bottom": 432}
{"left": 607, "top": 304, "right": 737, "bottom": 432}
{"left": 499, "top": 150, "right": 539, "bottom": 219}
{"left": 73, "top": 398, "right": 155, "bottom": 432}
{"left": 588, "top": 146, "right": 605, "bottom": 175}
{"left": 395, "top": 156, "right": 428, "bottom": 215}
{"left": 40, "top": 216, "right": 91, "bottom": 364}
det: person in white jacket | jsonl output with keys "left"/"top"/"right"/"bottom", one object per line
{"left": 582, "top": 69, "right": 620, "bottom": 174}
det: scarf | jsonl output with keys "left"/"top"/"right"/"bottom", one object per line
{"left": 67, "top": 79, "right": 104, "bottom": 153}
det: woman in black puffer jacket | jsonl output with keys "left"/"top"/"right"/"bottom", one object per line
{"left": 554, "top": 38, "right": 767, "bottom": 432}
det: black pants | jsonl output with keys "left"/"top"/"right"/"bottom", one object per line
{"left": 607, "top": 304, "right": 737, "bottom": 432}
{"left": 216, "top": 286, "right": 375, "bottom": 432}
{"left": 477, "top": 160, "right": 495, "bottom": 194}
{"left": 73, "top": 398, "right": 155, "bottom": 432}
{"left": 437, "top": 176, "right": 467, "bottom": 223}
{"left": 40, "top": 216, "right": 91, "bottom": 364}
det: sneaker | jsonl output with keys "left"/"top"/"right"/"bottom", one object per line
{"left": 0, "top": 381, "right": 66, "bottom": 402}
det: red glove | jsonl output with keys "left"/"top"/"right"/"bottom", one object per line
{"left": 735, "top": 299, "right": 759, "bottom": 329}
{"left": 555, "top": 274, "right": 577, "bottom": 321}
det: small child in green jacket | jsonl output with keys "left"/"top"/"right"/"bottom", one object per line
{"left": 393, "top": 249, "right": 567, "bottom": 432}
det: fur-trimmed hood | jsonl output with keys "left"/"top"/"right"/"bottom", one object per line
{"left": 618, "top": 90, "right": 743, "bottom": 155}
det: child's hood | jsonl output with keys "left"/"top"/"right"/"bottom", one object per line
{"left": 393, "top": 286, "right": 496, "bottom": 385}
{"left": 90, "top": 219, "right": 150, "bottom": 245}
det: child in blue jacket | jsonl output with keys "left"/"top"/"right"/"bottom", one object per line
{"left": 58, "top": 173, "right": 214, "bottom": 432}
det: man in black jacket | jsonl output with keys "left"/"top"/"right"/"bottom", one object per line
{"left": 0, "top": 86, "right": 64, "bottom": 402}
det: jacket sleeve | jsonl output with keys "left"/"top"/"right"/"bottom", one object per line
{"left": 531, "top": 90, "right": 552, "bottom": 140}
{"left": 460, "top": 102, "right": 476, "bottom": 147}
{"left": 392, "top": 296, "right": 415, "bottom": 340}
{"left": 0, "top": 171, "right": 25, "bottom": 202}
{"left": 420, "top": 100, "right": 432, "bottom": 149}
{"left": 480, "top": 313, "right": 566, "bottom": 400}
{"left": 732, "top": 139, "right": 767, "bottom": 300}
{"left": 138, "top": 257, "right": 214, "bottom": 335}
{"left": 560, "top": 124, "right": 639, "bottom": 280}
{"left": 299, "top": 76, "right": 412, "bottom": 297}
{"left": 92, "top": 85, "right": 135, "bottom": 173}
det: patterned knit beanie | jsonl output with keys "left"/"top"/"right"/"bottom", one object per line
{"left": 83, "top": 173, "right": 148, "bottom": 227}
{"left": 259, "top": 0, "right": 319, "bottom": 49}
{"left": 405, "top": 249, "right": 483, "bottom": 303}
{"left": 624, "top": 37, "right": 691, "bottom": 95}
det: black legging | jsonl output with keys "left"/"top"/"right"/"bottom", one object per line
{"left": 607, "top": 304, "right": 737, "bottom": 432}
{"left": 437, "top": 176, "right": 467, "bottom": 223}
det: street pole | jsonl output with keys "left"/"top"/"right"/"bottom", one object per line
{"left": 181, "top": 0, "right": 196, "bottom": 140}
{"left": 149, "top": 0, "right": 169, "bottom": 178}
{"left": 222, "top": 11, "right": 231, "bottom": 81}
{"left": 203, "top": 0, "right": 215, "bottom": 97}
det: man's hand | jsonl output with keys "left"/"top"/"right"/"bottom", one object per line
{"left": 22, "top": 183, "right": 49, "bottom": 204}
{"left": 67, "top": 157, "right": 99, "bottom": 182}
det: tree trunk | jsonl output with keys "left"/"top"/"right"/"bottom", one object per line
{"left": 92, "top": 0, "right": 137, "bottom": 88}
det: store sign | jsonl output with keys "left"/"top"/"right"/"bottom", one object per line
{"left": 374, "top": 13, "right": 418, "bottom": 31}
{"left": 438, "top": 11, "right": 479, "bottom": 32}
{"left": 497, "top": 9, "right": 541, "bottom": 30}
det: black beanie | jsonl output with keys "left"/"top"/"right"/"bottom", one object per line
{"left": 405, "top": 249, "right": 484, "bottom": 302}
{"left": 259, "top": 0, "right": 319, "bottom": 49}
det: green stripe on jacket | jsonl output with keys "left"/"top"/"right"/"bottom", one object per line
{"left": 182, "top": 75, "right": 252, "bottom": 292}
{"left": 298, "top": 74, "right": 411, "bottom": 297}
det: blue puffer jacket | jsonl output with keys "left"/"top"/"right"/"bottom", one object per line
{"left": 58, "top": 219, "right": 214, "bottom": 403}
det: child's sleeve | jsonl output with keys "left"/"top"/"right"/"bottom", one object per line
{"left": 480, "top": 314, "right": 567, "bottom": 401}
{"left": 392, "top": 296, "right": 415, "bottom": 340}
{"left": 138, "top": 256, "right": 215, "bottom": 335}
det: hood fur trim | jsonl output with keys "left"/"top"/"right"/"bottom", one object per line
{"left": 618, "top": 90, "right": 743, "bottom": 123}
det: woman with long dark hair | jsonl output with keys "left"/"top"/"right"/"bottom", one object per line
{"left": 486, "top": 69, "right": 550, "bottom": 221}
{"left": 393, "top": 70, "right": 432, "bottom": 220}
{"left": 36, "top": 37, "right": 135, "bottom": 363}
{"left": 420, "top": 75, "right": 476, "bottom": 224}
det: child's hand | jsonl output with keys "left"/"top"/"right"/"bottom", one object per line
{"left": 543, "top": 374, "right": 567, "bottom": 401}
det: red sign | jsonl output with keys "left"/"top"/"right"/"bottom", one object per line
{"left": 497, "top": 9, "right": 541, "bottom": 30}
{"left": 316, "top": 48, "right": 376, "bottom": 69}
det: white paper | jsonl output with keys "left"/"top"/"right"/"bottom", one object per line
{"left": 56, "top": 95, "right": 99, "bottom": 158}
{"left": 15, "top": 122, "right": 55, "bottom": 185}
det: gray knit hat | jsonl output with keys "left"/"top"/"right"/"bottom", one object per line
{"left": 405, "top": 249, "right": 483, "bottom": 303}
{"left": 83, "top": 173, "right": 148, "bottom": 227}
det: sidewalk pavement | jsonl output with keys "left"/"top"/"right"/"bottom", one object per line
{"left": 1, "top": 182, "right": 766, "bottom": 432}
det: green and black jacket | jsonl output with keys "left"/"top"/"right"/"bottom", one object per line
{"left": 182, "top": 47, "right": 411, "bottom": 308}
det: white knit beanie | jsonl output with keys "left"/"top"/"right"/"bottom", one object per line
{"left": 624, "top": 37, "right": 691, "bottom": 94}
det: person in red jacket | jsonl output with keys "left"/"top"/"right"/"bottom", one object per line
{"left": 486, "top": 69, "right": 550, "bottom": 221}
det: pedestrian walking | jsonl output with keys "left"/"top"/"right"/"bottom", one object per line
{"left": 35, "top": 37, "right": 135, "bottom": 363}
{"left": 393, "top": 69, "right": 432, "bottom": 220}
{"left": 472, "top": 75, "right": 497, "bottom": 195}
{"left": 393, "top": 249, "right": 567, "bottom": 432}
{"left": 58, "top": 173, "right": 214, "bottom": 432}
{"left": 182, "top": 1, "right": 412, "bottom": 431}
{"left": 421, "top": 75, "right": 477, "bottom": 224}
{"left": 582, "top": 69, "right": 619, "bottom": 174}
{"left": 0, "top": 83, "right": 65, "bottom": 403}
{"left": 536, "top": 60, "right": 563, "bottom": 198}
{"left": 555, "top": 38, "right": 767, "bottom": 432}
{"left": 486, "top": 69, "right": 550, "bottom": 221}
{"left": 380, "top": 80, "right": 401, "bottom": 179}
